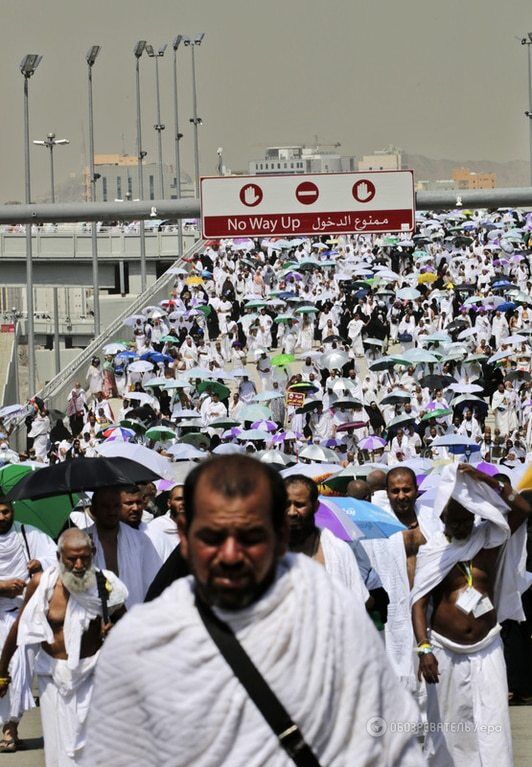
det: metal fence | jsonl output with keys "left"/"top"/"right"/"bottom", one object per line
{"left": 35, "top": 236, "right": 206, "bottom": 411}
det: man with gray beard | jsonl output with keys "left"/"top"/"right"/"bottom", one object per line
{"left": 0, "top": 529, "right": 127, "bottom": 766}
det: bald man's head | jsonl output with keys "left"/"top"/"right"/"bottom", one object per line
{"left": 346, "top": 479, "right": 371, "bottom": 501}
{"left": 367, "top": 469, "right": 387, "bottom": 493}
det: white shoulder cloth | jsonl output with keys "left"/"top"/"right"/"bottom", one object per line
{"left": 410, "top": 464, "right": 528, "bottom": 622}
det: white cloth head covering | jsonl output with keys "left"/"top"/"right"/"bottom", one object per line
{"left": 411, "top": 464, "right": 528, "bottom": 623}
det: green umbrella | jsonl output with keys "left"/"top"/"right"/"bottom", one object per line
{"left": 160, "top": 334, "right": 180, "bottom": 343}
{"left": 196, "top": 305, "right": 212, "bottom": 316}
{"left": 145, "top": 426, "right": 176, "bottom": 441}
{"left": 294, "top": 305, "right": 318, "bottom": 314}
{"left": 421, "top": 408, "right": 452, "bottom": 421}
{"left": 179, "top": 432, "right": 211, "bottom": 449}
{"left": 197, "top": 380, "right": 231, "bottom": 400}
{"left": 209, "top": 416, "right": 242, "bottom": 429}
{"left": 120, "top": 419, "right": 146, "bottom": 434}
{"left": 244, "top": 300, "right": 267, "bottom": 309}
{"left": 240, "top": 404, "right": 272, "bottom": 422}
{"left": 271, "top": 353, "right": 295, "bottom": 367}
{"left": 0, "top": 464, "right": 77, "bottom": 538}
{"left": 383, "top": 236, "right": 399, "bottom": 246}
{"left": 274, "top": 315, "right": 296, "bottom": 324}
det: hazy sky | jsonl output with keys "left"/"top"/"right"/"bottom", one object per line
{"left": 0, "top": 0, "right": 531, "bottom": 202}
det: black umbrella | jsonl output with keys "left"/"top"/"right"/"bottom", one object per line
{"left": 446, "top": 319, "right": 469, "bottom": 333}
{"left": 419, "top": 374, "right": 456, "bottom": 390}
{"left": 9, "top": 457, "right": 160, "bottom": 501}
{"left": 505, "top": 370, "right": 531, "bottom": 383}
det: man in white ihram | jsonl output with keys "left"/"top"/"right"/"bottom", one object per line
{"left": 82, "top": 455, "right": 424, "bottom": 766}
{"left": 411, "top": 463, "right": 530, "bottom": 766}
{"left": 0, "top": 495, "right": 56, "bottom": 752}
{"left": 0, "top": 529, "right": 127, "bottom": 766}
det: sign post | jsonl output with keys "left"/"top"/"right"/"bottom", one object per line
{"left": 201, "top": 170, "right": 415, "bottom": 238}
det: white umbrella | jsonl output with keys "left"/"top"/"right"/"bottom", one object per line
{"left": 318, "top": 350, "right": 350, "bottom": 370}
{"left": 123, "top": 314, "right": 145, "bottom": 328}
{"left": 0, "top": 404, "right": 27, "bottom": 420}
{"left": 96, "top": 441, "right": 175, "bottom": 480}
{"left": 125, "top": 392, "right": 159, "bottom": 408}
{"left": 128, "top": 361, "right": 154, "bottom": 373}
{"left": 299, "top": 444, "right": 340, "bottom": 463}
{"left": 281, "top": 462, "right": 342, "bottom": 478}
{"left": 166, "top": 444, "right": 206, "bottom": 460}
{"left": 212, "top": 443, "right": 246, "bottom": 455}
{"left": 396, "top": 287, "right": 421, "bottom": 300}
{"left": 257, "top": 450, "right": 294, "bottom": 467}
{"left": 448, "top": 383, "right": 484, "bottom": 394}
{"left": 488, "top": 349, "right": 514, "bottom": 364}
{"left": 103, "top": 342, "right": 127, "bottom": 355}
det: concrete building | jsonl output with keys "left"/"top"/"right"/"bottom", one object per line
{"left": 415, "top": 179, "right": 455, "bottom": 192}
{"left": 249, "top": 145, "right": 356, "bottom": 175}
{"left": 452, "top": 167, "right": 496, "bottom": 190}
{"left": 83, "top": 153, "right": 193, "bottom": 202}
{"left": 358, "top": 145, "right": 403, "bottom": 172}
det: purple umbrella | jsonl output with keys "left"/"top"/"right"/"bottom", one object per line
{"left": 222, "top": 427, "right": 242, "bottom": 440}
{"left": 315, "top": 501, "right": 362, "bottom": 542}
{"left": 358, "top": 435, "right": 387, "bottom": 451}
{"left": 250, "top": 419, "right": 278, "bottom": 433}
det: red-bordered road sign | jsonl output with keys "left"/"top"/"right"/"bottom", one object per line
{"left": 201, "top": 170, "right": 415, "bottom": 238}
{"left": 295, "top": 181, "right": 319, "bottom": 205}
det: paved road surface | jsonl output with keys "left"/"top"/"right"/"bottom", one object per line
{"left": 5, "top": 706, "right": 531, "bottom": 765}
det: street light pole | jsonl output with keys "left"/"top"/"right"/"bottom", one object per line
{"left": 33, "top": 131, "right": 70, "bottom": 375}
{"left": 522, "top": 34, "right": 532, "bottom": 186}
{"left": 184, "top": 34, "right": 205, "bottom": 198}
{"left": 172, "top": 35, "right": 184, "bottom": 258}
{"left": 86, "top": 45, "right": 101, "bottom": 338}
{"left": 146, "top": 44, "right": 167, "bottom": 198}
{"left": 20, "top": 54, "right": 42, "bottom": 397}
{"left": 32, "top": 132, "right": 70, "bottom": 204}
{"left": 134, "top": 41, "right": 147, "bottom": 293}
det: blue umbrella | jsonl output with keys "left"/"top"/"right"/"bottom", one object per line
{"left": 140, "top": 352, "right": 173, "bottom": 364}
{"left": 430, "top": 435, "right": 481, "bottom": 455}
{"left": 318, "top": 496, "right": 406, "bottom": 540}
{"left": 116, "top": 350, "right": 138, "bottom": 360}
{"left": 497, "top": 302, "right": 516, "bottom": 312}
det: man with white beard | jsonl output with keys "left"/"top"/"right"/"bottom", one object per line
{"left": 0, "top": 496, "right": 56, "bottom": 752}
{"left": 82, "top": 456, "right": 424, "bottom": 766}
{"left": 0, "top": 529, "right": 127, "bottom": 765}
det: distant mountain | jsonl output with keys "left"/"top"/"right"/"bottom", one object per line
{"left": 402, "top": 153, "right": 529, "bottom": 188}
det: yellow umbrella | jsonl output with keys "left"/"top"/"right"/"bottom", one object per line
{"left": 517, "top": 465, "right": 532, "bottom": 491}
{"left": 186, "top": 275, "right": 204, "bottom": 286}
{"left": 418, "top": 272, "right": 438, "bottom": 284}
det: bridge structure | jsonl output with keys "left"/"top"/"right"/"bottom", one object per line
{"left": 1, "top": 184, "right": 531, "bottom": 414}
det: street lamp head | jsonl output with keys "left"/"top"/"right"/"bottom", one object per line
{"left": 20, "top": 54, "right": 42, "bottom": 77}
{"left": 145, "top": 44, "right": 155, "bottom": 57}
{"left": 47, "top": 132, "right": 56, "bottom": 140}
{"left": 217, "top": 147, "right": 223, "bottom": 155}
{"left": 134, "top": 40, "right": 147, "bottom": 58}
{"left": 158, "top": 44, "right": 167, "bottom": 56}
{"left": 86, "top": 45, "right": 101, "bottom": 66}
{"left": 194, "top": 33, "right": 205, "bottom": 45}
{"left": 55, "top": 139, "right": 70, "bottom": 145}
{"left": 173, "top": 35, "right": 183, "bottom": 50}
{"left": 182, "top": 36, "right": 191, "bottom": 46}
{"left": 528, "top": 32, "right": 532, "bottom": 42}
{"left": 32, "top": 140, "right": 46, "bottom": 146}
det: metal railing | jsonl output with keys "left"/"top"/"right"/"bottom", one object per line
{"left": 36, "top": 236, "right": 206, "bottom": 410}
{"left": 1, "top": 187, "right": 532, "bottom": 225}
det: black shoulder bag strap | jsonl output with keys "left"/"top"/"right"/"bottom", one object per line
{"left": 195, "top": 596, "right": 322, "bottom": 767}
{"left": 95, "top": 569, "right": 110, "bottom": 623}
